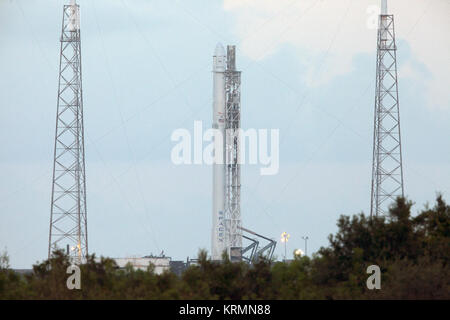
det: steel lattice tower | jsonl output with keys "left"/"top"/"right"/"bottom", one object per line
{"left": 48, "top": 1, "right": 88, "bottom": 264}
{"left": 370, "top": 1, "right": 404, "bottom": 217}
{"left": 224, "top": 46, "right": 242, "bottom": 261}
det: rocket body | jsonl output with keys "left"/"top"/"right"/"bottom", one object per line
{"left": 211, "top": 43, "right": 226, "bottom": 261}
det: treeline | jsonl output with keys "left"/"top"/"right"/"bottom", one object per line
{"left": 1, "top": 196, "right": 449, "bottom": 299}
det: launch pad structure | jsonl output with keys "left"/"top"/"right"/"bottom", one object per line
{"left": 211, "top": 44, "right": 276, "bottom": 263}
{"left": 44, "top": 0, "right": 407, "bottom": 266}
{"left": 240, "top": 226, "right": 276, "bottom": 263}
{"left": 47, "top": 1, "right": 275, "bottom": 267}
{"left": 224, "top": 46, "right": 243, "bottom": 262}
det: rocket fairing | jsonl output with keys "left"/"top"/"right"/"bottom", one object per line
{"left": 211, "top": 43, "right": 227, "bottom": 261}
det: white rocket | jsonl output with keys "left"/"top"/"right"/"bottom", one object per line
{"left": 211, "top": 43, "right": 226, "bottom": 261}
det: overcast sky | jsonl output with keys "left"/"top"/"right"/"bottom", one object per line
{"left": 0, "top": 0, "right": 449, "bottom": 268}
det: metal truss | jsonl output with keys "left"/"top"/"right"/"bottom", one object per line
{"left": 48, "top": 3, "right": 88, "bottom": 264}
{"left": 239, "top": 226, "right": 276, "bottom": 264}
{"left": 370, "top": 14, "right": 404, "bottom": 217}
{"left": 224, "top": 46, "right": 242, "bottom": 261}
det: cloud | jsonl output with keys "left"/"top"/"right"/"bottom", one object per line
{"left": 224, "top": 0, "right": 450, "bottom": 108}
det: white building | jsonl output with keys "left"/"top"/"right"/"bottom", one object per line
{"left": 109, "top": 256, "right": 171, "bottom": 275}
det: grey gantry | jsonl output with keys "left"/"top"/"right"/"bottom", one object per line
{"left": 224, "top": 46, "right": 243, "bottom": 261}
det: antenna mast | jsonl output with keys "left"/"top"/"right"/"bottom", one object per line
{"left": 48, "top": 0, "right": 88, "bottom": 264}
{"left": 370, "top": 0, "right": 404, "bottom": 217}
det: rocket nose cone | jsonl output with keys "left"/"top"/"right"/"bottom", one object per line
{"left": 214, "top": 43, "right": 226, "bottom": 57}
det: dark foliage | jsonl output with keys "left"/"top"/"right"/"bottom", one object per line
{"left": 1, "top": 195, "right": 449, "bottom": 299}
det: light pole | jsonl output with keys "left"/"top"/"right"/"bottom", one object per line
{"left": 301, "top": 236, "right": 309, "bottom": 256}
{"left": 280, "top": 232, "right": 290, "bottom": 261}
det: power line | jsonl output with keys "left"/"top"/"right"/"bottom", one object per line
{"left": 91, "top": 0, "right": 162, "bottom": 252}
